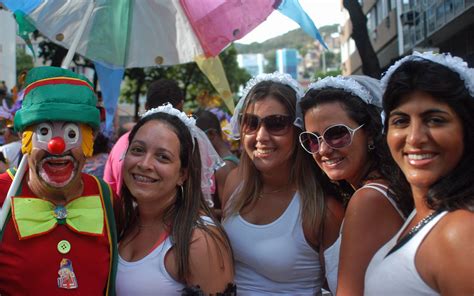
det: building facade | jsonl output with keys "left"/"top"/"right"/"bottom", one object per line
{"left": 276, "top": 48, "right": 299, "bottom": 79}
{"left": 237, "top": 53, "right": 266, "bottom": 77}
{"left": 341, "top": 0, "right": 474, "bottom": 75}
{"left": 0, "top": 8, "right": 17, "bottom": 90}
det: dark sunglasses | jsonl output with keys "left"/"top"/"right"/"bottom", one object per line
{"left": 299, "top": 124, "right": 364, "bottom": 154}
{"left": 239, "top": 113, "right": 294, "bottom": 135}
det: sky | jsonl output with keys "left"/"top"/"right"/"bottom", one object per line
{"left": 237, "top": 0, "right": 344, "bottom": 44}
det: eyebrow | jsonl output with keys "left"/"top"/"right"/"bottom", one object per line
{"left": 130, "top": 140, "right": 176, "bottom": 157}
{"left": 390, "top": 108, "right": 451, "bottom": 117}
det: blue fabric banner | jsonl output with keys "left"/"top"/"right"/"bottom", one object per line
{"left": 277, "top": 0, "right": 328, "bottom": 49}
{"left": 94, "top": 62, "right": 124, "bottom": 136}
{"left": 0, "top": 0, "right": 42, "bottom": 14}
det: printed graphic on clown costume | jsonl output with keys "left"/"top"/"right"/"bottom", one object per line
{"left": 57, "top": 258, "right": 78, "bottom": 289}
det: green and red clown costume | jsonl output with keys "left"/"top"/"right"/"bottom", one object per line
{"left": 0, "top": 67, "right": 118, "bottom": 295}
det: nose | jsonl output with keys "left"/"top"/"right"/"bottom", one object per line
{"left": 48, "top": 137, "right": 66, "bottom": 155}
{"left": 255, "top": 123, "right": 270, "bottom": 142}
{"left": 318, "top": 139, "right": 333, "bottom": 155}
{"left": 406, "top": 119, "right": 428, "bottom": 147}
{"left": 137, "top": 153, "right": 154, "bottom": 171}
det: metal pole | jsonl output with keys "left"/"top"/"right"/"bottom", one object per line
{"left": 61, "top": 1, "right": 95, "bottom": 69}
{"left": 0, "top": 154, "right": 28, "bottom": 230}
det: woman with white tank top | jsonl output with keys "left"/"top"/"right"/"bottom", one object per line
{"left": 298, "top": 75, "right": 411, "bottom": 296}
{"left": 222, "top": 73, "right": 345, "bottom": 295}
{"left": 364, "top": 52, "right": 474, "bottom": 295}
{"left": 115, "top": 105, "right": 235, "bottom": 295}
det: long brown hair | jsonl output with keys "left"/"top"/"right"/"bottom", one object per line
{"left": 118, "top": 112, "right": 232, "bottom": 283}
{"left": 226, "top": 81, "right": 329, "bottom": 244}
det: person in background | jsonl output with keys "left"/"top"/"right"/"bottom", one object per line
{"left": 83, "top": 132, "right": 111, "bottom": 178}
{"left": 0, "top": 66, "right": 118, "bottom": 295}
{"left": 299, "top": 75, "right": 410, "bottom": 295}
{"left": 195, "top": 108, "right": 239, "bottom": 212}
{"left": 222, "top": 73, "right": 344, "bottom": 295}
{"left": 104, "top": 78, "right": 184, "bottom": 195}
{"left": 364, "top": 52, "right": 474, "bottom": 295}
{"left": 115, "top": 103, "right": 234, "bottom": 295}
{"left": 0, "top": 124, "right": 22, "bottom": 172}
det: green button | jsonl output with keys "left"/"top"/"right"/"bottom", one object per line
{"left": 57, "top": 240, "right": 71, "bottom": 254}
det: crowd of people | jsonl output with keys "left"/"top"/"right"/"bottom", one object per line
{"left": 0, "top": 51, "right": 472, "bottom": 295}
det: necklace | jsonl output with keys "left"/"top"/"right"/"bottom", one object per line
{"left": 258, "top": 186, "right": 288, "bottom": 199}
{"left": 385, "top": 210, "right": 441, "bottom": 257}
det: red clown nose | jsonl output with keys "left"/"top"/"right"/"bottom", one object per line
{"left": 48, "top": 137, "right": 66, "bottom": 154}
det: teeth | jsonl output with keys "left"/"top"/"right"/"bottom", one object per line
{"left": 407, "top": 154, "right": 434, "bottom": 160}
{"left": 256, "top": 149, "right": 274, "bottom": 154}
{"left": 324, "top": 158, "right": 342, "bottom": 165}
{"left": 133, "top": 174, "right": 156, "bottom": 183}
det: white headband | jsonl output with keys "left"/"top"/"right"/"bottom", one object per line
{"left": 381, "top": 51, "right": 474, "bottom": 97}
{"left": 307, "top": 75, "right": 382, "bottom": 107}
{"left": 140, "top": 103, "right": 224, "bottom": 207}
{"left": 226, "top": 72, "right": 304, "bottom": 140}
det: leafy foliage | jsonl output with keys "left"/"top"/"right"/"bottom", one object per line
{"left": 15, "top": 47, "right": 34, "bottom": 78}
{"left": 121, "top": 44, "right": 250, "bottom": 113}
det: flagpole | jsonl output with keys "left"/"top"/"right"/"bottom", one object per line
{"left": 61, "top": 1, "right": 96, "bottom": 69}
{"left": 0, "top": 154, "right": 28, "bottom": 230}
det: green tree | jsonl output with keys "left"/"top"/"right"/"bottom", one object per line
{"left": 313, "top": 69, "right": 342, "bottom": 80}
{"left": 264, "top": 51, "right": 276, "bottom": 73}
{"left": 16, "top": 47, "right": 34, "bottom": 78}
{"left": 122, "top": 44, "right": 250, "bottom": 116}
{"left": 342, "top": 0, "right": 381, "bottom": 78}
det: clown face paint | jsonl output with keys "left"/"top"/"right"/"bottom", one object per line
{"left": 30, "top": 121, "right": 85, "bottom": 188}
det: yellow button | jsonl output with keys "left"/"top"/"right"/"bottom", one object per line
{"left": 57, "top": 240, "right": 71, "bottom": 254}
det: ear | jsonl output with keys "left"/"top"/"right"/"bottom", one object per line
{"left": 178, "top": 168, "right": 188, "bottom": 186}
{"left": 206, "top": 129, "right": 218, "bottom": 141}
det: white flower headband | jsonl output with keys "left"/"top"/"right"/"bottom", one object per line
{"left": 141, "top": 103, "right": 224, "bottom": 207}
{"left": 381, "top": 51, "right": 474, "bottom": 97}
{"left": 226, "top": 72, "right": 304, "bottom": 140}
{"left": 307, "top": 75, "right": 382, "bottom": 107}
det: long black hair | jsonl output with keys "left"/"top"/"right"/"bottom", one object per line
{"left": 300, "top": 79, "right": 413, "bottom": 216}
{"left": 383, "top": 58, "right": 474, "bottom": 212}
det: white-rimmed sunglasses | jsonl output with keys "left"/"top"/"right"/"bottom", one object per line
{"left": 299, "top": 124, "right": 365, "bottom": 154}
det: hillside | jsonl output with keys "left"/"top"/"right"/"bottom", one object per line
{"left": 235, "top": 24, "right": 339, "bottom": 54}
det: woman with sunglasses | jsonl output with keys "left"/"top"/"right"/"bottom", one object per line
{"left": 299, "top": 75, "right": 412, "bottom": 296}
{"left": 364, "top": 52, "right": 474, "bottom": 295}
{"left": 222, "top": 73, "right": 345, "bottom": 295}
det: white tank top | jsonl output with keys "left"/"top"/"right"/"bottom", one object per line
{"left": 116, "top": 236, "right": 183, "bottom": 295}
{"left": 116, "top": 217, "right": 215, "bottom": 295}
{"left": 223, "top": 192, "right": 323, "bottom": 296}
{"left": 364, "top": 210, "right": 448, "bottom": 296}
{"left": 323, "top": 183, "right": 405, "bottom": 295}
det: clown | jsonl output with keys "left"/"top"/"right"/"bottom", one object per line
{"left": 0, "top": 67, "right": 117, "bottom": 295}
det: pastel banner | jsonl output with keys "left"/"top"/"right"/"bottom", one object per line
{"left": 194, "top": 55, "right": 234, "bottom": 113}
{"left": 277, "top": 0, "right": 328, "bottom": 49}
{"left": 180, "top": 0, "right": 276, "bottom": 57}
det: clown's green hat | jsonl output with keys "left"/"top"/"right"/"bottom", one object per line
{"left": 14, "top": 66, "right": 100, "bottom": 132}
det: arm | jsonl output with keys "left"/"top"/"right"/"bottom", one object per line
{"left": 186, "top": 227, "right": 234, "bottom": 294}
{"left": 220, "top": 166, "right": 240, "bottom": 214}
{"left": 418, "top": 210, "right": 474, "bottom": 295}
{"left": 336, "top": 188, "right": 404, "bottom": 296}
{"left": 215, "top": 160, "right": 237, "bottom": 205}
{"left": 103, "top": 133, "right": 129, "bottom": 195}
{"left": 322, "top": 196, "right": 345, "bottom": 249}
